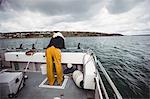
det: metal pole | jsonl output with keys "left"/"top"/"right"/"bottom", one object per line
{"left": 95, "top": 76, "right": 103, "bottom": 99}
{"left": 97, "top": 61, "right": 123, "bottom": 99}
{"left": 96, "top": 70, "right": 109, "bottom": 99}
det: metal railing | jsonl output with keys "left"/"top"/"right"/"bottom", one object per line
{"left": 96, "top": 61, "right": 123, "bottom": 99}
{"left": 88, "top": 49, "right": 123, "bottom": 99}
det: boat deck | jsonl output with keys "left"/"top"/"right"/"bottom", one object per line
{"left": 13, "top": 72, "right": 94, "bottom": 99}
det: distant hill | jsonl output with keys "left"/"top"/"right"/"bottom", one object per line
{"left": 0, "top": 31, "right": 123, "bottom": 39}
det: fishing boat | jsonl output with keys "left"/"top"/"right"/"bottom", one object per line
{"left": 0, "top": 48, "right": 122, "bottom": 99}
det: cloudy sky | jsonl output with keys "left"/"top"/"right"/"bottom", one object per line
{"left": 0, "top": 0, "right": 149, "bottom": 35}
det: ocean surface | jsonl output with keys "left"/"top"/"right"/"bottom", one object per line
{"left": 0, "top": 36, "right": 150, "bottom": 98}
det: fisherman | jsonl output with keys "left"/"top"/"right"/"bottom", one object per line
{"left": 46, "top": 31, "right": 65, "bottom": 86}
{"left": 77, "top": 43, "right": 81, "bottom": 49}
{"left": 32, "top": 44, "right": 36, "bottom": 50}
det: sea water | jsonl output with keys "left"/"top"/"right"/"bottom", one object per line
{"left": 0, "top": 36, "right": 150, "bottom": 98}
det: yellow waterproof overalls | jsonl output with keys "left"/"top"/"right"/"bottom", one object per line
{"left": 46, "top": 46, "right": 63, "bottom": 85}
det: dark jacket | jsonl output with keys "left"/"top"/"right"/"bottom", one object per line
{"left": 47, "top": 36, "right": 65, "bottom": 49}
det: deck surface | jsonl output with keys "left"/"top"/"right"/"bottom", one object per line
{"left": 6, "top": 72, "right": 94, "bottom": 99}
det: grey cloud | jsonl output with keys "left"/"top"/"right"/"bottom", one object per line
{"left": 0, "top": 0, "right": 149, "bottom": 34}
{"left": 140, "top": 28, "right": 150, "bottom": 32}
{"left": 106, "top": 0, "right": 144, "bottom": 14}
{"left": 1, "top": 0, "right": 104, "bottom": 21}
{"left": 0, "top": 0, "right": 5, "bottom": 11}
{"left": 138, "top": 15, "right": 150, "bottom": 23}
{"left": 0, "top": 11, "right": 16, "bottom": 22}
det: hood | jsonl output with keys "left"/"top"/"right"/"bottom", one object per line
{"left": 52, "top": 32, "right": 65, "bottom": 40}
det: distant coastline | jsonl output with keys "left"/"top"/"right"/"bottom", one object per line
{"left": 0, "top": 31, "right": 123, "bottom": 39}
{"left": 132, "top": 34, "right": 150, "bottom": 36}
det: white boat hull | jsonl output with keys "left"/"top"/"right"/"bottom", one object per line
{"left": 5, "top": 51, "right": 96, "bottom": 90}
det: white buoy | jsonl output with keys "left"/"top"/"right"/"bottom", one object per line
{"left": 53, "top": 97, "right": 61, "bottom": 99}
{"left": 67, "top": 63, "right": 73, "bottom": 68}
{"left": 40, "top": 64, "right": 47, "bottom": 75}
{"left": 73, "top": 70, "right": 83, "bottom": 88}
